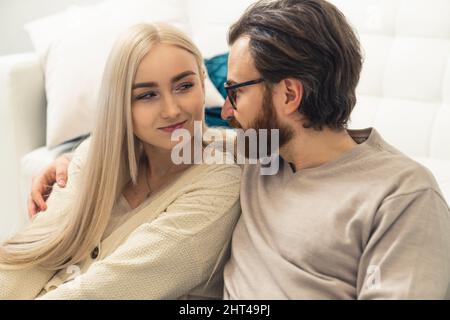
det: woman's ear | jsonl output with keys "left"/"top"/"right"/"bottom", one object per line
{"left": 282, "top": 78, "right": 303, "bottom": 115}
{"left": 202, "top": 69, "right": 206, "bottom": 86}
{"left": 202, "top": 69, "right": 206, "bottom": 104}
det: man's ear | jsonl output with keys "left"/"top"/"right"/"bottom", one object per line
{"left": 281, "top": 78, "right": 303, "bottom": 115}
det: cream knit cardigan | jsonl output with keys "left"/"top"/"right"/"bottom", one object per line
{"left": 0, "top": 138, "right": 242, "bottom": 299}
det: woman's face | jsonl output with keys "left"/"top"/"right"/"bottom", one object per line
{"left": 131, "top": 43, "right": 205, "bottom": 152}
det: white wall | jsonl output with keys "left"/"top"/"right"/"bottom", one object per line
{"left": 0, "top": 0, "right": 103, "bottom": 56}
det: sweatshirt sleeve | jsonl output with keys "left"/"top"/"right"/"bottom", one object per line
{"left": 357, "top": 188, "right": 450, "bottom": 299}
{"left": 37, "top": 164, "right": 241, "bottom": 300}
{"left": 0, "top": 138, "right": 90, "bottom": 300}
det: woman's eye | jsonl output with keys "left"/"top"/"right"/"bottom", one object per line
{"left": 136, "top": 92, "right": 158, "bottom": 100}
{"left": 176, "top": 82, "right": 194, "bottom": 92}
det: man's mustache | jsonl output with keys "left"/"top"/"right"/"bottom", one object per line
{"left": 228, "top": 117, "right": 242, "bottom": 129}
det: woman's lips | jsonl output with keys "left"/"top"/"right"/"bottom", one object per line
{"left": 158, "top": 120, "right": 187, "bottom": 133}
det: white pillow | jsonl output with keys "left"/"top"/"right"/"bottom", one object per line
{"left": 24, "top": 5, "right": 94, "bottom": 60}
{"left": 187, "top": 0, "right": 256, "bottom": 58}
{"left": 204, "top": 72, "right": 225, "bottom": 109}
{"left": 25, "top": 0, "right": 224, "bottom": 148}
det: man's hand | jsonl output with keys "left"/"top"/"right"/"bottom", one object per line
{"left": 28, "top": 153, "right": 72, "bottom": 218}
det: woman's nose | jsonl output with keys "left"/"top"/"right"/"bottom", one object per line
{"left": 221, "top": 97, "right": 235, "bottom": 120}
{"left": 161, "top": 95, "right": 181, "bottom": 118}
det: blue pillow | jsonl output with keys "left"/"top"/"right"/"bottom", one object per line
{"left": 204, "top": 53, "right": 228, "bottom": 99}
{"left": 204, "top": 53, "right": 231, "bottom": 128}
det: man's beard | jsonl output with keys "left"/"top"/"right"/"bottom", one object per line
{"left": 229, "top": 89, "right": 294, "bottom": 160}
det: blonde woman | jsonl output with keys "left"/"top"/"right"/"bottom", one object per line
{"left": 0, "top": 23, "right": 241, "bottom": 300}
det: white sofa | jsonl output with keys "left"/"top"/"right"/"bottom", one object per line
{"left": 1, "top": 0, "right": 449, "bottom": 240}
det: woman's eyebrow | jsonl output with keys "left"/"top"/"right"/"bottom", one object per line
{"left": 132, "top": 71, "right": 197, "bottom": 90}
{"left": 171, "top": 70, "right": 196, "bottom": 83}
{"left": 132, "top": 82, "right": 157, "bottom": 89}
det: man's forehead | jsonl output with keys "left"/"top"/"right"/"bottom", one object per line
{"left": 228, "top": 36, "right": 259, "bottom": 82}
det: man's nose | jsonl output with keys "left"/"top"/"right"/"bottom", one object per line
{"left": 221, "top": 97, "right": 235, "bottom": 120}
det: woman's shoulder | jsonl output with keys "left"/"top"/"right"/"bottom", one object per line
{"left": 157, "top": 163, "right": 242, "bottom": 239}
{"left": 187, "top": 161, "right": 242, "bottom": 193}
{"left": 70, "top": 136, "right": 91, "bottom": 168}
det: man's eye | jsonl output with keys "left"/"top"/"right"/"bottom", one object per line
{"left": 176, "top": 82, "right": 194, "bottom": 91}
{"left": 136, "top": 92, "right": 158, "bottom": 100}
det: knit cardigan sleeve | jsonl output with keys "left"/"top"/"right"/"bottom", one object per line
{"left": 37, "top": 163, "right": 241, "bottom": 300}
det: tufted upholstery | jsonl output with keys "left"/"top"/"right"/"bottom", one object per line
{"left": 330, "top": 0, "right": 450, "bottom": 158}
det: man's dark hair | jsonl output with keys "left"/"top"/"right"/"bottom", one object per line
{"left": 229, "top": 0, "right": 363, "bottom": 131}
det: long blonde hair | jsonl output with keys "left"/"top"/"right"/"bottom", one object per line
{"left": 0, "top": 23, "right": 205, "bottom": 270}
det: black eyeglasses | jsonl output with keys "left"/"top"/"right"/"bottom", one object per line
{"left": 224, "top": 78, "right": 265, "bottom": 110}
